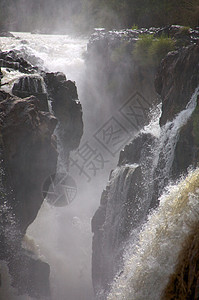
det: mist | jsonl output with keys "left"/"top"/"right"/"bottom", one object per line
{"left": 0, "top": 1, "right": 199, "bottom": 300}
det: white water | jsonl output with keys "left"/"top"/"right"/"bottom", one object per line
{"left": 107, "top": 168, "right": 199, "bottom": 300}
{"left": 106, "top": 86, "right": 199, "bottom": 300}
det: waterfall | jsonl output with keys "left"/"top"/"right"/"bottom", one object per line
{"left": 107, "top": 167, "right": 199, "bottom": 300}
{"left": 92, "top": 85, "right": 199, "bottom": 299}
{"left": 0, "top": 31, "right": 198, "bottom": 300}
{"left": 102, "top": 85, "right": 199, "bottom": 299}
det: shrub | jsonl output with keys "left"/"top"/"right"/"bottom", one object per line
{"left": 149, "top": 36, "right": 175, "bottom": 66}
{"left": 131, "top": 24, "right": 138, "bottom": 30}
{"left": 133, "top": 34, "right": 175, "bottom": 67}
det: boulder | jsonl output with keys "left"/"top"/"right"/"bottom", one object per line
{"left": 0, "top": 91, "right": 57, "bottom": 234}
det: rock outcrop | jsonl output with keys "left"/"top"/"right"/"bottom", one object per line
{"left": 0, "top": 47, "right": 83, "bottom": 297}
{"left": 44, "top": 72, "right": 83, "bottom": 153}
{"left": 0, "top": 91, "right": 57, "bottom": 297}
{"left": 0, "top": 92, "right": 58, "bottom": 233}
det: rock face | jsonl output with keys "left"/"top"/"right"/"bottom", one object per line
{"left": 86, "top": 27, "right": 199, "bottom": 131}
{"left": 0, "top": 92, "right": 58, "bottom": 233}
{"left": 44, "top": 72, "right": 83, "bottom": 153}
{"left": 0, "top": 91, "right": 57, "bottom": 297}
{"left": 0, "top": 49, "right": 38, "bottom": 73}
{"left": 155, "top": 44, "right": 199, "bottom": 126}
{"left": 0, "top": 49, "right": 83, "bottom": 297}
{"left": 91, "top": 40, "right": 199, "bottom": 298}
{"left": 92, "top": 133, "right": 156, "bottom": 297}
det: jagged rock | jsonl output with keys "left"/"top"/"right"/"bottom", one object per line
{"left": 0, "top": 31, "right": 14, "bottom": 37}
{"left": 172, "top": 106, "right": 199, "bottom": 179}
{"left": 155, "top": 44, "right": 199, "bottom": 126}
{"left": 92, "top": 165, "right": 144, "bottom": 297}
{"left": 0, "top": 91, "right": 57, "bottom": 233}
{"left": 45, "top": 72, "right": 83, "bottom": 152}
{"left": 0, "top": 50, "right": 37, "bottom": 73}
{"left": 118, "top": 133, "right": 155, "bottom": 165}
{"left": 0, "top": 91, "right": 58, "bottom": 297}
{"left": 92, "top": 132, "right": 156, "bottom": 297}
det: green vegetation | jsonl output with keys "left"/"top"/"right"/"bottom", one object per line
{"left": 132, "top": 24, "right": 138, "bottom": 30}
{"left": 133, "top": 34, "right": 175, "bottom": 67}
{"left": 179, "top": 26, "right": 191, "bottom": 35}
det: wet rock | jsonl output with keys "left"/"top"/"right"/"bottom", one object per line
{"left": 92, "top": 165, "right": 144, "bottom": 297}
{"left": 0, "top": 50, "right": 37, "bottom": 73}
{"left": 155, "top": 44, "right": 199, "bottom": 126}
{"left": 0, "top": 91, "right": 58, "bottom": 298}
{"left": 45, "top": 72, "right": 83, "bottom": 152}
{"left": 0, "top": 92, "right": 57, "bottom": 233}
{"left": 92, "top": 132, "right": 156, "bottom": 297}
{"left": 118, "top": 133, "right": 155, "bottom": 165}
{"left": 172, "top": 96, "right": 199, "bottom": 179}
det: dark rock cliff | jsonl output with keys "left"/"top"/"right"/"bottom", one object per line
{"left": 91, "top": 34, "right": 199, "bottom": 298}
{"left": 0, "top": 48, "right": 83, "bottom": 297}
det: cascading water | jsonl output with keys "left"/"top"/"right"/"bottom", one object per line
{"left": 107, "top": 167, "right": 199, "bottom": 300}
{"left": 98, "top": 85, "right": 199, "bottom": 299}
{"left": 92, "top": 85, "right": 199, "bottom": 300}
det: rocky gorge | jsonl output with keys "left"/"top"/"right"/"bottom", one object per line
{"left": 0, "top": 25, "right": 199, "bottom": 300}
